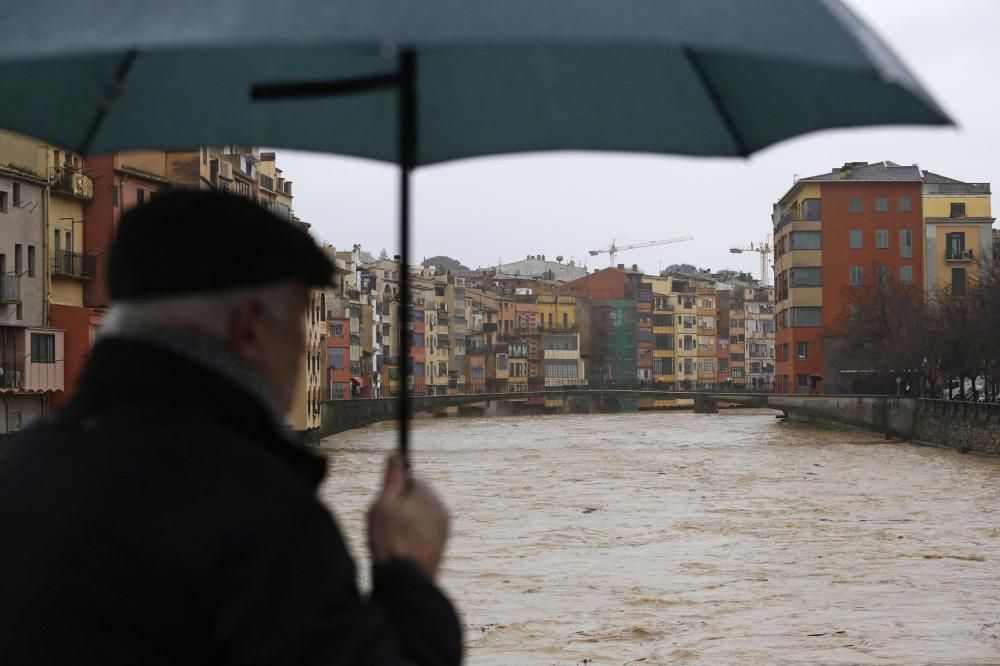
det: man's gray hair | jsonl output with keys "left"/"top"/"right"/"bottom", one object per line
{"left": 103, "top": 281, "right": 302, "bottom": 339}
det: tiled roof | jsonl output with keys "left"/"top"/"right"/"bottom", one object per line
{"left": 797, "top": 161, "right": 922, "bottom": 183}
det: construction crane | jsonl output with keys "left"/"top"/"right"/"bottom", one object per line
{"left": 589, "top": 236, "right": 694, "bottom": 267}
{"left": 729, "top": 236, "right": 772, "bottom": 286}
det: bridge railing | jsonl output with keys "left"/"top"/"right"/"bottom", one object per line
{"left": 327, "top": 379, "right": 775, "bottom": 401}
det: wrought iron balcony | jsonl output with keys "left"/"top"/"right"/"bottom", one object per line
{"left": 50, "top": 166, "right": 93, "bottom": 201}
{"left": 51, "top": 251, "right": 94, "bottom": 280}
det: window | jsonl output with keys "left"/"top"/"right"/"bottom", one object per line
{"left": 876, "top": 230, "right": 889, "bottom": 249}
{"left": 701, "top": 359, "right": 715, "bottom": 375}
{"left": 544, "top": 360, "right": 579, "bottom": 379}
{"left": 562, "top": 312, "right": 568, "bottom": 328}
{"left": 802, "top": 198, "right": 821, "bottom": 220}
{"left": 900, "top": 229, "right": 913, "bottom": 258}
{"left": 12, "top": 183, "right": 20, "bottom": 208}
{"left": 544, "top": 333, "right": 577, "bottom": 351}
{"left": 683, "top": 358, "right": 695, "bottom": 375}
{"left": 731, "top": 367, "right": 744, "bottom": 379}
{"left": 951, "top": 268, "right": 967, "bottom": 297}
{"left": 653, "top": 314, "right": 673, "bottom": 326}
{"left": 789, "top": 267, "right": 821, "bottom": 287}
{"left": 329, "top": 323, "right": 343, "bottom": 336}
{"left": 877, "top": 265, "right": 891, "bottom": 288}
{"left": 472, "top": 367, "right": 485, "bottom": 380}
{"left": 797, "top": 374, "right": 809, "bottom": 391}
{"left": 137, "top": 188, "right": 145, "bottom": 206}
{"left": 899, "top": 196, "right": 912, "bottom": 213}
{"left": 31, "top": 333, "right": 55, "bottom": 363}
{"left": 791, "top": 231, "right": 821, "bottom": 250}
{"left": 636, "top": 330, "right": 652, "bottom": 344}
{"left": 849, "top": 229, "right": 862, "bottom": 249}
{"left": 0, "top": 191, "right": 7, "bottom": 213}
{"left": 730, "top": 353, "right": 745, "bottom": 362}
{"left": 14, "top": 244, "right": 21, "bottom": 276}
{"left": 950, "top": 202, "right": 966, "bottom": 218}
{"left": 27, "top": 246, "right": 35, "bottom": 278}
{"left": 796, "top": 341, "right": 809, "bottom": 359}
{"left": 946, "top": 232, "right": 966, "bottom": 260}
{"left": 875, "top": 197, "right": 888, "bottom": 213}
{"left": 683, "top": 335, "right": 694, "bottom": 351}
{"left": 850, "top": 266, "right": 864, "bottom": 286}
{"left": 849, "top": 197, "right": 863, "bottom": 213}
{"left": 791, "top": 307, "right": 822, "bottom": 327}
{"left": 414, "top": 363, "right": 425, "bottom": 378}
{"left": 496, "top": 354, "right": 508, "bottom": 371}
{"left": 653, "top": 357, "right": 674, "bottom": 375}
{"left": 328, "top": 348, "right": 345, "bottom": 369}
{"left": 653, "top": 333, "right": 674, "bottom": 350}
{"left": 900, "top": 265, "right": 913, "bottom": 285}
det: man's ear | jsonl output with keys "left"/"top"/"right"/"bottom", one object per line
{"left": 227, "top": 299, "right": 265, "bottom": 364}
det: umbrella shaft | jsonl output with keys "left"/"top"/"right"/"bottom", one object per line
{"left": 398, "top": 49, "right": 416, "bottom": 466}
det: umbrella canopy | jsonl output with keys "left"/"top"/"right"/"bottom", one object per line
{"left": 0, "top": 0, "right": 949, "bottom": 161}
{"left": 0, "top": 0, "right": 950, "bottom": 460}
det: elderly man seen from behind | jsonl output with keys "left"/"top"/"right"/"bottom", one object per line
{"left": 0, "top": 190, "right": 462, "bottom": 665}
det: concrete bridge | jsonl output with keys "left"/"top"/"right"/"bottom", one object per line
{"left": 318, "top": 389, "right": 919, "bottom": 441}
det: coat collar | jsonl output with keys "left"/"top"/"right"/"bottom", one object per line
{"left": 65, "top": 336, "right": 327, "bottom": 486}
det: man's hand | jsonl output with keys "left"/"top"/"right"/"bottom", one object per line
{"left": 368, "top": 454, "right": 450, "bottom": 578}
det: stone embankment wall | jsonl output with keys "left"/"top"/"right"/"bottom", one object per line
{"left": 913, "top": 399, "right": 1000, "bottom": 455}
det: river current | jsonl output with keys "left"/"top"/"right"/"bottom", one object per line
{"left": 318, "top": 411, "right": 1000, "bottom": 665}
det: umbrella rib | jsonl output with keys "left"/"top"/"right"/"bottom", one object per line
{"left": 77, "top": 49, "right": 138, "bottom": 155}
{"left": 251, "top": 73, "right": 400, "bottom": 101}
{"left": 682, "top": 48, "right": 749, "bottom": 157}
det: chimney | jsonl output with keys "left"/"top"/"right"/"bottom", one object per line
{"left": 632, "top": 264, "right": 638, "bottom": 272}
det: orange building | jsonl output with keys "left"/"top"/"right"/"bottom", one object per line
{"left": 773, "top": 161, "right": 924, "bottom": 394}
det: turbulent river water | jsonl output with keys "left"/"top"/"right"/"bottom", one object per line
{"left": 318, "top": 411, "right": 1000, "bottom": 665}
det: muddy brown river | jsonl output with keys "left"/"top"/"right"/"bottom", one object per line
{"left": 318, "top": 411, "right": 1000, "bottom": 664}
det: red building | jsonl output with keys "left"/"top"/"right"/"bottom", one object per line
{"left": 407, "top": 299, "right": 426, "bottom": 395}
{"left": 773, "top": 161, "right": 924, "bottom": 394}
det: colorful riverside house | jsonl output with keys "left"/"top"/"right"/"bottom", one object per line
{"left": 536, "top": 290, "right": 584, "bottom": 410}
{"left": 695, "top": 285, "right": 717, "bottom": 389}
{"left": 921, "top": 172, "right": 992, "bottom": 298}
{"left": 0, "top": 132, "right": 96, "bottom": 410}
{"left": 0, "top": 164, "right": 64, "bottom": 431}
{"left": 561, "top": 266, "right": 639, "bottom": 411}
{"left": 406, "top": 280, "right": 428, "bottom": 396}
{"left": 647, "top": 275, "right": 679, "bottom": 408}
{"left": 772, "top": 161, "right": 988, "bottom": 394}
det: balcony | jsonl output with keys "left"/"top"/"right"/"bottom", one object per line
{"left": 51, "top": 251, "right": 94, "bottom": 280}
{"left": 0, "top": 275, "right": 20, "bottom": 304}
{"left": 0, "top": 360, "right": 24, "bottom": 389}
{"left": 50, "top": 166, "right": 94, "bottom": 201}
{"left": 946, "top": 248, "right": 974, "bottom": 262}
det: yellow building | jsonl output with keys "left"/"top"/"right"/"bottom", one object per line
{"left": 646, "top": 275, "right": 679, "bottom": 407}
{"left": 921, "top": 172, "right": 993, "bottom": 297}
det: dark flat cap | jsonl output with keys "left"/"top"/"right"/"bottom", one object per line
{"left": 108, "top": 188, "right": 334, "bottom": 301}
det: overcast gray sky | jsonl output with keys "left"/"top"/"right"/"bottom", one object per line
{"left": 276, "top": 0, "right": 998, "bottom": 278}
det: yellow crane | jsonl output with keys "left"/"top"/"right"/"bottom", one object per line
{"left": 729, "top": 236, "right": 772, "bottom": 286}
{"left": 589, "top": 236, "right": 694, "bottom": 267}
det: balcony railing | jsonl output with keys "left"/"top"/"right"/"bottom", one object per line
{"left": 51, "top": 251, "right": 94, "bottom": 280}
{"left": 0, "top": 359, "right": 24, "bottom": 389}
{"left": 0, "top": 275, "right": 21, "bottom": 304}
{"left": 50, "top": 166, "right": 94, "bottom": 201}
{"left": 945, "top": 248, "right": 974, "bottom": 261}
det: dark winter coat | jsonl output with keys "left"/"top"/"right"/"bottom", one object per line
{"left": 0, "top": 337, "right": 462, "bottom": 665}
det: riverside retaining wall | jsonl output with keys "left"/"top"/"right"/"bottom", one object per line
{"left": 913, "top": 399, "right": 1000, "bottom": 455}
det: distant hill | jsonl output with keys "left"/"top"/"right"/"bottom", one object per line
{"left": 422, "top": 255, "right": 469, "bottom": 273}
